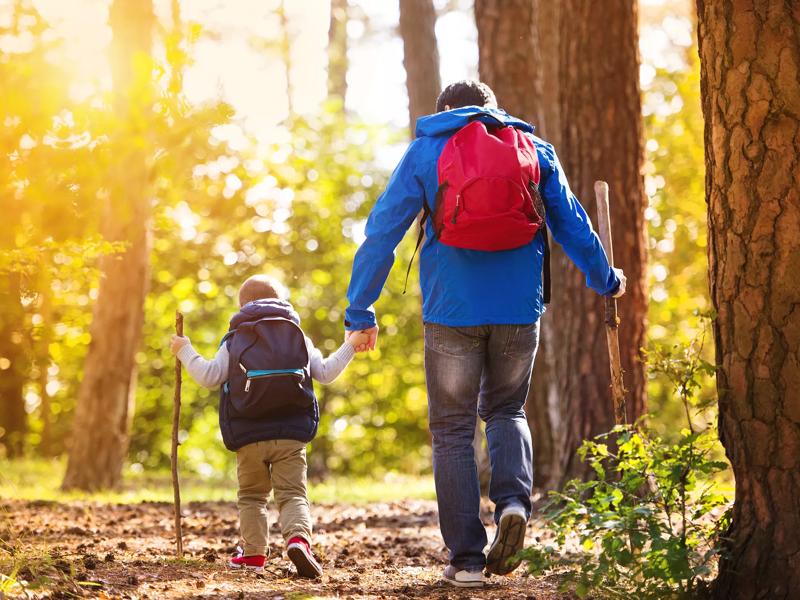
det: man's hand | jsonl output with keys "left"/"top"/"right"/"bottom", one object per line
{"left": 170, "top": 334, "right": 190, "bottom": 355}
{"left": 612, "top": 267, "right": 627, "bottom": 299}
{"left": 345, "top": 330, "right": 371, "bottom": 350}
{"left": 345, "top": 326, "right": 379, "bottom": 353}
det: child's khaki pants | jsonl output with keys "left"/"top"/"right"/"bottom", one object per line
{"left": 236, "top": 439, "right": 312, "bottom": 556}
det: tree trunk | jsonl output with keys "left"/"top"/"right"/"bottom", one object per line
{"left": 696, "top": 2, "right": 800, "bottom": 597}
{"left": 550, "top": 0, "right": 647, "bottom": 483}
{"left": 477, "top": 0, "right": 648, "bottom": 487}
{"left": 62, "top": 0, "right": 154, "bottom": 491}
{"left": 399, "top": 0, "right": 441, "bottom": 135}
{"left": 328, "top": 0, "right": 348, "bottom": 102}
{"left": 0, "top": 272, "right": 27, "bottom": 458}
{"left": 279, "top": 0, "right": 294, "bottom": 117}
{"left": 476, "top": 0, "right": 566, "bottom": 492}
{"left": 37, "top": 273, "right": 52, "bottom": 456}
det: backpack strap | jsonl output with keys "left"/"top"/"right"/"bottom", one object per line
{"left": 402, "top": 190, "right": 438, "bottom": 295}
{"left": 219, "top": 329, "right": 236, "bottom": 348}
{"left": 528, "top": 180, "right": 552, "bottom": 305}
{"left": 468, "top": 112, "right": 506, "bottom": 129}
{"left": 542, "top": 225, "right": 551, "bottom": 305}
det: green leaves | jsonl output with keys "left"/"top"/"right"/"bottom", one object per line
{"left": 519, "top": 339, "right": 732, "bottom": 598}
{"left": 520, "top": 424, "right": 730, "bottom": 597}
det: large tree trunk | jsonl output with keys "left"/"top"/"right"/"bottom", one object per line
{"left": 526, "top": 1, "right": 562, "bottom": 488}
{"left": 475, "top": 0, "right": 566, "bottom": 492}
{"left": 477, "top": 0, "right": 648, "bottom": 487}
{"left": 0, "top": 272, "right": 28, "bottom": 458}
{"left": 475, "top": 0, "right": 564, "bottom": 488}
{"left": 696, "top": 2, "right": 800, "bottom": 597}
{"left": 398, "top": 0, "right": 441, "bottom": 135}
{"left": 549, "top": 0, "right": 647, "bottom": 483}
{"left": 62, "top": 0, "right": 154, "bottom": 491}
{"left": 327, "top": 0, "right": 348, "bottom": 102}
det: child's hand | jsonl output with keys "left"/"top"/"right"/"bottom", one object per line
{"left": 346, "top": 330, "right": 371, "bottom": 351}
{"left": 170, "top": 335, "right": 190, "bottom": 355}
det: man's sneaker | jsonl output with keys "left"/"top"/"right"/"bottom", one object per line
{"left": 229, "top": 547, "right": 266, "bottom": 573}
{"left": 443, "top": 564, "right": 485, "bottom": 588}
{"left": 485, "top": 505, "right": 527, "bottom": 575}
{"left": 287, "top": 536, "right": 323, "bottom": 579}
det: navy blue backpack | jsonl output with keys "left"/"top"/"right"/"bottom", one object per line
{"left": 218, "top": 299, "right": 318, "bottom": 451}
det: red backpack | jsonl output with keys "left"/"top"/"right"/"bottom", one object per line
{"left": 434, "top": 119, "right": 543, "bottom": 250}
{"left": 406, "top": 118, "right": 551, "bottom": 301}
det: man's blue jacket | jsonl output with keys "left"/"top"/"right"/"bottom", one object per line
{"left": 344, "top": 106, "right": 620, "bottom": 331}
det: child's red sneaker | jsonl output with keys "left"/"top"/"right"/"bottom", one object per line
{"left": 229, "top": 548, "right": 266, "bottom": 573}
{"left": 287, "top": 536, "right": 323, "bottom": 579}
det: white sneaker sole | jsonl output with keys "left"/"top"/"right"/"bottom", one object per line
{"left": 228, "top": 562, "right": 264, "bottom": 573}
{"left": 486, "top": 509, "right": 527, "bottom": 575}
{"left": 443, "top": 577, "right": 484, "bottom": 588}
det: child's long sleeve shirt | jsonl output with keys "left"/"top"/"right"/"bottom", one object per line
{"left": 176, "top": 337, "right": 356, "bottom": 388}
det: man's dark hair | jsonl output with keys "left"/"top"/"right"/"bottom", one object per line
{"left": 436, "top": 80, "right": 498, "bottom": 113}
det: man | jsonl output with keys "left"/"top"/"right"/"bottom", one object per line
{"left": 344, "top": 80, "right": 625, "bottom": 588}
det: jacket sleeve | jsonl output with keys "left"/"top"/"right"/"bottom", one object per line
{"left": 536, "top": 140, "right": 620, "bottom": 296}
{"left": 344, "top": 140, "right": 426, "bottom": 330}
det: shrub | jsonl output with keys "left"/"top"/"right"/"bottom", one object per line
{"left": 519, "top": 336, "right": 731, "bottom": 599}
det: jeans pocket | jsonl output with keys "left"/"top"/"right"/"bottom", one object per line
{"left": 503, "top": 322, "right": 539, "bottom": 358}
{"left": 424, "top": 323, "right": 480, "bottom": 357}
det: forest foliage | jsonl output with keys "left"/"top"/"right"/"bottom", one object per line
{"left": 1, "top": 0, "right": 715, "bottom": 482}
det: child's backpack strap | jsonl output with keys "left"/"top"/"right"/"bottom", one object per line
{"left": 219, "top": 329, "right": 236, "bottom": 348}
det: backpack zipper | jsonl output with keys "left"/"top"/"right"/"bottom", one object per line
{"left": 452, "top": 194, "right": 461, "bottom": 224}
{"left": 240, "top": 363, "right": 305, "bottom": 393}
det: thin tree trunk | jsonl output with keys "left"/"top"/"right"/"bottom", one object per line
{"left": 551, "top": 0, "right": 648, "bottom": 484}
{"left": 0, "top": 272, "right": 27, "bottom": 458}
{"left": 38, "top": 273, "right": 52, "bottom": 456}
{"left": 328, "top": 0, "right": 348, "bottom": 102}
{"left": 399, "top": 0, "right": 441, "bottom": 135}
{"left": 279, "top": 0, "right": 294, "bottom": 117}
{"left": 62, "top": 0, "right": 154, "bottom": 490}
{"left": 696, "top": 1, "right": 800, "bottom": 597}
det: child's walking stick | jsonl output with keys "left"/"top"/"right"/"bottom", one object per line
{"left": 594, "top": 181, "right": 627, "bottom": 425}
{"left": 171, "top": 311, "right": 184, "bottom": 558}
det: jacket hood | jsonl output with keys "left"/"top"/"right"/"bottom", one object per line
{"left": 414, "top": 106, "right": 535, "bottom": 139}
{"left": 230, "top": 298, "right": 300, "bottom": 329}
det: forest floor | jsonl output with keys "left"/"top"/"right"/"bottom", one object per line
{"left": 0, "top": 498, "right": 569, "bottom": 600}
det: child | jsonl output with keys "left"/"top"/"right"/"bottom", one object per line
{"left": 170, "top": 274, "right": 368, "bottom": 578}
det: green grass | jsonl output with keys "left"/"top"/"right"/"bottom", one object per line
{"left": 0, "top": 458, "right": 435, "bottom": 505}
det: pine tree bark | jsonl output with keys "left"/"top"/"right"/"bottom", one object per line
{"left": 476, "top": 0, "right": 647, "bottom": 487}
{"left": 328, "top": 0, "right": 348, "bottom": 102}
{"left": 696, "top": 2, "right": 800, "bottom": 597}
{"left": 399, "top": 0, "right": 441, "bottom": 134}
{"left": 0, "top": 272, "right": 28, "bottom": 458}
{"left": 62, "top": 0, "right": 154, "bottom": 490}
{"left": 549, "top": 0, "right": 648, "bottom": 483}
{"left": 475, "top": 0, "right": 563, "bottom": 491}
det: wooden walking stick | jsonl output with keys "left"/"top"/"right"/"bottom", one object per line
{"left": 171, "top": 311, "right": 184, "bottom": 558}
{"left": 594, "top": 181, "right": 627, "bottom": 425}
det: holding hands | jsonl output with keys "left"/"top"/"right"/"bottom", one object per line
{"left": 345, "top": 326, "right": 379, "bottom": 353}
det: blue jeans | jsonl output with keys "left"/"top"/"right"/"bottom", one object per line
{"left": 424, "top": 321, "right": 539, "bottom": 570}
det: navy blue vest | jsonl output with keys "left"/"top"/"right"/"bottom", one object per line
{"left": 218, "top": 299, "right": 318, "bottom": 451}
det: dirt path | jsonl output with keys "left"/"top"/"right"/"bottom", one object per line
{"left": 1, "top": 499, "right": 567, "bottom": 599}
